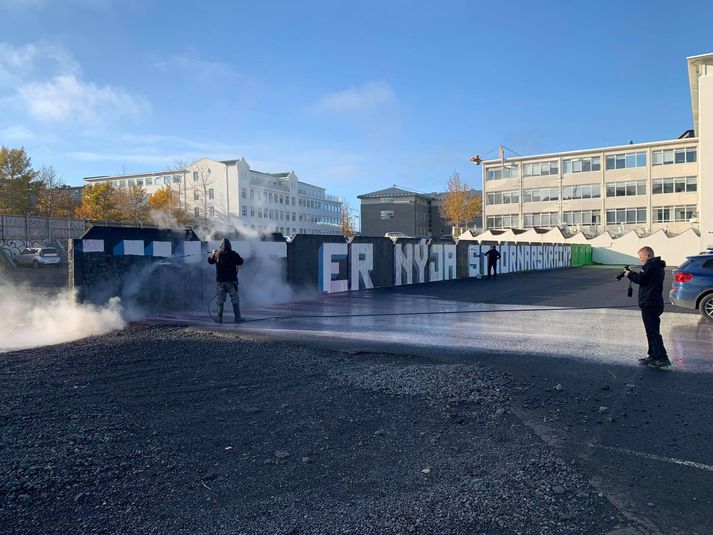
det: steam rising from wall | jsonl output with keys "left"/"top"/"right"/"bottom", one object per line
{"left": 0, "top": 280, "right": 126, "bottom": 352}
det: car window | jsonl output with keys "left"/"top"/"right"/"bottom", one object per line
{"left": 677, "top": 259, "right": 693, "bottom": 270}
{"left": 701, "top": 259, "right": 713, "bottom": 270}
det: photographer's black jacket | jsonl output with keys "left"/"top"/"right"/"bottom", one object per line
{"left": 627, "top": 256, "right": 666, "bottom": 307}
{"left": 208, "top": 239, "right": 244, "bottom": 283}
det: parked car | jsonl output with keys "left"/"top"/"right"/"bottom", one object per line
{"left": 14, "top": 247, "right": 62, "bottom": 268}
{"left": 669, "top": 253, "right": 713, "bottom": 321}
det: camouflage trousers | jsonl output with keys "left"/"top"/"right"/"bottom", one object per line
{"left": 215, "top": 281, "right": 240, "bottom": 320}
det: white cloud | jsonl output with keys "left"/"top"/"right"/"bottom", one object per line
{"left": 0, "top": 42, "right": 149, "bottom": 126}
{"left": 153, "top": 52, "right": 238, "bottom": 83}
{"left": 18, "top": 74, "right": 148, "bottom": 124}
{"left": 317, "top": 81, "right": 397, "bottom": 114}
{"left": 0, "top": 124, "right": 37, "bottom": 141}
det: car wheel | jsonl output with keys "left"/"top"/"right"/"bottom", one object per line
{"left": 701, "top": 294, "right": 713, "bottom": 322}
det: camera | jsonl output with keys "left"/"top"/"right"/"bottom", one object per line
{"left": 615, "top": 265, "right": 630, "bottom": 281}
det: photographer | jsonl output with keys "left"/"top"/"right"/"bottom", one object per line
{"left": 624, "top": 246, "right": 670, "bottom": 368}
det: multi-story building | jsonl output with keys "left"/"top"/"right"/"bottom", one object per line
{"left": 83, "top": 157, "right": 342, "bottom": 235}
{"left": 358, "top": 186, "right": 478, "bottom": 237}
{"left": 482, "top": 52, "right": 713, "bottom": 241}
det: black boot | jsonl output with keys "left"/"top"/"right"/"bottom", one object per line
{"left": 233, "top": 303, "right": 243, "bottom": 322}
{"left": 215, "top": 303, "right": 223, "bottom": 323}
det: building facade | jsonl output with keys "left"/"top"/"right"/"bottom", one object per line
{"left": 482, "top": 53, "right": 713, "bottom": 247}
{"left": 358, "top": 186, "right": 467, "bottom": 238}
{"left": 84, "top": 157, "right": 342, "bottom": 235}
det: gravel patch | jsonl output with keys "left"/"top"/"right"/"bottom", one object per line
{"left": 0, "top": 323, "right": 635, "bottom": 534}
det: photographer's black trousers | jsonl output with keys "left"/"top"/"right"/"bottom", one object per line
{"left": 640, "top": 304, "right": 667, "bottom": 359}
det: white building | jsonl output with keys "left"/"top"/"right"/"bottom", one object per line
{"left": 481, "top": 52, "right": 713, "bottom": 250}
{"left": 84, "top": 157, "right": 343, "bottom": 235}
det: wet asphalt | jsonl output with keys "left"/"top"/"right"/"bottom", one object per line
{"left": 153, "top": 266, "right": 713, "bottom": 534}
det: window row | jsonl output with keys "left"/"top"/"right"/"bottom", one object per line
{"left": 562, "top": 184, "right": 601, "bottom": 200}
{"left": 193, "top": 189, "right": 215, "bottom": 200}
{"left": 605, "top": 180, "right": 646, "bottom": 197}
{"left": 652, "top": 147, "right": 696, "bottom": 166}
{"left": 523, "top": 160, "right": 559, "bottom": 177}
{"left": 653, "top": 205, "right": 697, "bottom": 223}
{"left": 194, "top": 206, "right": 215, "bottom": 218}
{"left": 486, "top": 164, "right": 519, "bottom": 181}
{"left": 486, "top": 214, "right": 520, "bottom": 229}
{"left": 522, "top": 212, "right": 559, "bottom": 228}
{"left": 486, "top": 190, "right": 519, "bottom": 205}
{"left": 563, "top": 156, "right": 601, "bottom": 174}
{"left": 563, "top": 210, "right": 601, "bottom": 226}
{"left": 605, "top": 151, "right": 647, "bottom": 170}
{"left": 523, "top": 187, "right": 560, "bottom": 203}
{"left": 605, "top": 208, "right": 647, "bottom": 224}
{"left": 652, "top": 176, "right": 697, "bottom": 194}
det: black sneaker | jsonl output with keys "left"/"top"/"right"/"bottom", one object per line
{"left": 638, "top": 356, "right": 655, "bottom": 365}
{"left": 648, "top": 359, "right": 672, "bottom": 369}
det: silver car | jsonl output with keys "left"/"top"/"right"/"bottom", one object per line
{"left": 14, "top": 247, "right": 62, "bottom": 268}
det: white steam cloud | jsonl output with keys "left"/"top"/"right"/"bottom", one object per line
{"left": 0, "top": 281, "right": 126, "bottom": 352}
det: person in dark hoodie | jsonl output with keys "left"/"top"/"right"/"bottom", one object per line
{"left": 484, "top": 245, "right": 501, "bottom": 279}
{"left": 624, "top": 246, "right": 670, "bottom": 368}
{"left": 208, "top": 238, "right": 244, "bottom": 323}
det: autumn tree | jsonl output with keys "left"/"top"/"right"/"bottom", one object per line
{"left": 0, "top": 146, "right": 40, "bottom": 215}
{"left": 76, "top": 182, "right": 118, "bottom": 222}
{"left": 147, "top": 186, "right": 189, "bottom": 226}
{"left": 438, "top": 172, "right": 481, "bottom": 235}
{"left": 36, "top": 165, "right": 76, "bottom": 218}
{"left": 340, "top": 203, "right": 357, "bottom": 237}
{"left": 116, "top": 184, "right": 147, "bottom": 224}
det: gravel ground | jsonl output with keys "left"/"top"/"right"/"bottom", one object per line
{"left": 1, "top": 324, "right": 637, "bottom": 534}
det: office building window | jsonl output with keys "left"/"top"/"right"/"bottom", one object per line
{"left": 208, "top": 188, "right": 214, "bottom": 200}
{"left": 486, "top": 164, "right": 519, "bottom": 181}
{"left": 380, "top": 210, "right": 394, "bottom": 220}
{"left": 563, "top": 210, "right": 601, "bottom": 226}
{"left": 145, "top": 177, "right": 152, "bottom": 186}
{"left": 523, "top": 212, "right": 559, "bottom": 227}
{"left": 606, "top": 208, "right": 647, "bottom": 224}
{"left": 486, "top": 214, "right": 519, "bottom": 229}
{"left": 173, "top": 175, "right": 181, "bottom": 183}
{"left": 563, "top": 156, "right": 601, "bottom": 174}
{"left": 193, "top": 171, "right": 198, "bottom": 181}
{"left": 194, "top": 207, "right": 200, "bottom": 217}
{"left": 522, "top": 187, "right": 560, "bottom": 203}
{"left": 562, "top": 184, "right": 601, "bottom": 199}
{"left": 250, "top": 207, "right": 255, "bottom": 217}
{"left": 523, "top": 160, "right": 558, "bottom": 177}
{"left": 486, "top": 190, "right": 519, "bottom": 205}
{"left": 194, "top": 191, "right": 200, "bottom": 201}
{"left": 241, "top": 188, "right": 247, "bottom": 199}
{"left": 653, "top": 204, "right": 697, "bottom": 223}
{"left": 209, "top": 206, "right": 215, "bottom": 217}
{"left": 135, "top": 178, "right": 143, "bottom": 186}
{"left": 605, "top": 180, "right": 646, "bottom": 197}
{"left": 652, "top": 147, "right": 696, "bottom": 166}
{"left": 652, "top": 176, "right": 697, "bottom": 194}
{"left": 241, "top": 206, "right": 247, "bottom": 216}
{"left": 605, "top": 151, "right": 647, "bottom": 170}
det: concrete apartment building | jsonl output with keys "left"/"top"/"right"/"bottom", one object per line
{"left": 482, "top": 52, "right": 713, "bottom": 245}
{"left": 358, "top": 186, "right": 470, "bottom": 237}
{"left": 84, "top": 157, "right": 343, "bottom": 235}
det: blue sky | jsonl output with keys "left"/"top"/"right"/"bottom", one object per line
{"left": 0, "top": 0, "right": 711, "bottom": 210}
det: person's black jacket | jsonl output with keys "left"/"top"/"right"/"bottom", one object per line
{"left": 627, "top": 256, "right": 666, "bottom": 307}
{"left": 484, "top": 248, "right": 501, "bottom": 265}
{"left": 208, "top": 239, "right": 244, "bottom": 283}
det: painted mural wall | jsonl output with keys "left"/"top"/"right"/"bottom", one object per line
{"left": 462, "top": 228, "right": 701, "bottom": 267}
{"left": 69, "top": 235, "right": 578, "bottom": 298}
